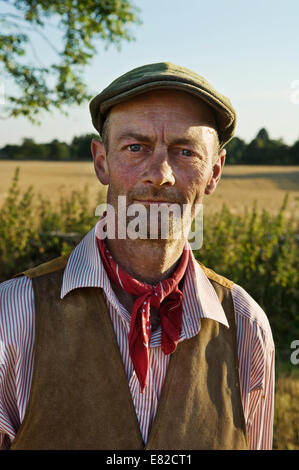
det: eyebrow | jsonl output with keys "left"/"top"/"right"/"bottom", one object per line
{"left": 115, "top": 132, "right": 153, "bottom": 144}
{"left": 115, "top": 132, "right": 207, "bottom": 152}
{"left": 171, "top": 137, "right": 202, "bottom": 147}
{"left": 170, "top": 137, "right": 208, "bottom": 156}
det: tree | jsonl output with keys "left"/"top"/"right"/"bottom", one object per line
{"left": 288, "top": 140, "right": 299, "bottom": 165}
{"left": 225, "top": 137, "right": 246, "bottom": 164}
{"left": 47, "top": 139, "right": 70, "bottom": 160}
{"left": 256, "top": 128, "right": 269, "bottom": 142}
{"left": 0, "top": 0, "right": 141, "bottom": 123}
{"left": 243, "top": 129, "right": 289, "bottom": 165}
{"left": 70, "top": 133, "right": 99, "bottom": 160}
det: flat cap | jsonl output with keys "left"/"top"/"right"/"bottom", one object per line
{"left": 89, "top": 62, "right": 236, "bottom": 149}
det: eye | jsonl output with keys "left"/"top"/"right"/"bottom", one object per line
{"left": 181, "top": 149, "right": 194, "bottom": 157}
{"left": 128, "top": 144, "right": 142, "bottom": 152}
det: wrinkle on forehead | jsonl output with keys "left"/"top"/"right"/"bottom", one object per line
{"left": 110, "top": 89, "right": 217, "bottom": 129}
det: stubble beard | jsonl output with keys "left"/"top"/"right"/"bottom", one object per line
{"left": 106, "top": 184, "right": 195, "bottom": 247}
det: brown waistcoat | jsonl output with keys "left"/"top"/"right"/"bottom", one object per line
{"left": 10, "top": 256, "right": 248, "bottom": 450}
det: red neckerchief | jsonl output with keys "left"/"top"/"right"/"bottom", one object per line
{"left": 97, "top": 237, "right": 190, "bottom": 393}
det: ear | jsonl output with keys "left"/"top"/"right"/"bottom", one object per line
{"left": 205, "top": 148, "right": 226, "bottom": 195}
{"left": 91, "top": 138, "right": 109, "bottom": 185}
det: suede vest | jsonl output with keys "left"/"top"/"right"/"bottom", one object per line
{"left": 10, "top": 256, "right": 248, "bottom": 450}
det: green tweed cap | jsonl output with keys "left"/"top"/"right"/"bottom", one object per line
{"left": 89, "top": 62, "right": 236, "bottom": 149}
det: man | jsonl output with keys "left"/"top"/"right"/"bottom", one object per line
{"left": 0, "top": 62, "right": 274, "bottom": 450}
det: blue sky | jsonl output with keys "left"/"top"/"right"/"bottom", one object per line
{"left": 1, "top": 0, "right": 299, "bottom": 147}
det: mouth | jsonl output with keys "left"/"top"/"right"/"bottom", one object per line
{"left": 133, "top": 199, "right": 177, "bottom": 205}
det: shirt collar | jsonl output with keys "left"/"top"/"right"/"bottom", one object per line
{"left": 184, "top": 249, "right": 229, "bottom": 328}
{"left": 61, "top": 220, "right": 229, "bottom": 329}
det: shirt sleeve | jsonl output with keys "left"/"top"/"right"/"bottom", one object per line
{"left": 0, "top": 276, "right": 35, "bottom": 450}
{"left": 247, "top": 346, "right": 275, "bottom": 449}
{"left": 232, "top": 284, "right": 275, "bottom": 450}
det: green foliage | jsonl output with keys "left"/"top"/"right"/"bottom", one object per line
{"left": 70, "top": 133, "right": 101, "bottom": 159}
{"left": 256, "top": 127, "right": 270, "bottom": 142}
{"left": 0, "top": 167, "right": 37, "bottom": 275}
{"left": 226, "top": 128, "right": 299, "bottom": 165}
{"left": 0, "top": 133, "right": 101, "bottom": 160}
{"left": 194, "top": 195, "right": 299, "bottom": 366}
{"left": 224, "top": 136, "right": 246, "bottom": 164}
{"left": 0, "top": 168, "right": 101, "bottom": 279}
{"left": 0, "top": 0, "right": 141, "bottom": 122}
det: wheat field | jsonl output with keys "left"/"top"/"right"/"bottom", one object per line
{"left": 0, "top": 161, "right": 299, "bottom": 216}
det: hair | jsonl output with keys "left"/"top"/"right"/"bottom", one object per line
{"left": 212, "top": 133, "right": 221, "bottom": 163}
{"left": 100, "top": 112, "right": 110, "bottom": 154}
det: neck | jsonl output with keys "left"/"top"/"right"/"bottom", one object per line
{"left": 106, "top": 237, "right": 186, "bottom": 285}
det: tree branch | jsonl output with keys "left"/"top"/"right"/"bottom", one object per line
{"left": 0, "top": 0, "right": 141, "bottom": 122}
{"left": 1, "top": 18, "right": 61, "bottom": 55}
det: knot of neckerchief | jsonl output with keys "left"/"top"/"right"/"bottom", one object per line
{"left": 97, "top": 236, "right": 190, "bottom": 393}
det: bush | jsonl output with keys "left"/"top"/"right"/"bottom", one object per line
{"left": 0, "top": 168, "right": 101, "bottom": 280}
{"left": 194, "top": 196, "right": 299, "bottom": 367}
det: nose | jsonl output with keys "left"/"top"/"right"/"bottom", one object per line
{"left": 141, "top": 146, "right": 175, "bottom": 187}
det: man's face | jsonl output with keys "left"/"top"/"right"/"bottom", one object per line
{"left": 91, "top": 89, "right": 225, "bottom": 240}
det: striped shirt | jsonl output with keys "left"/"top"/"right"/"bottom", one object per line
{"left": 0, "top": 221, "right": 275, "bottom": 450}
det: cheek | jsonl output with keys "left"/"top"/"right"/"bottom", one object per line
{"left": 107, "top": 156, "right": 138, "bottom": 195}
{"left": 177, "top": 160, "right": 211, "bottom": 198}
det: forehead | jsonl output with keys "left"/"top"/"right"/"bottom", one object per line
{"left": 107, "top": 89, "right": 217, "bottom": 135}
